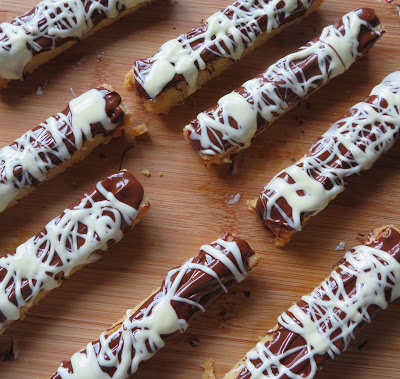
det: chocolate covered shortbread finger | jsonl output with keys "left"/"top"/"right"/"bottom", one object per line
{"left": 0, "top": 170, "right": 150, "bottom": 334}
{"left": 51, "top": 235, "right": 258, "bottom": 378}
{"left": 128, "top": 0, "right": 325, "bottom": 114}
{"left": 184, "top": 8, "right": 384, "bottom": 165}
{"left": 225, "top": 225, "right": 400, "bottom": 378}
{"left": 0, "top": 85, "right": 138, "bottom": 214}
{"left": 253, "top": 71, "right": 400, "bottom": 247}
{"left": 0, "top": 0, "right": 151, "bottom": 88}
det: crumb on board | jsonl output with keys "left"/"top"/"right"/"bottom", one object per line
{"left": 158, "top": 172, "right": 164, "bottom": 177}
{"left": 358, "top": 340, "right": 368, "bottom": 351}
{"left": 36, "top": 80, "right": 48, "bottom": 96}
{"left": 189, "top": 337, "right": 200, "bottom": 347}
{"left": 141, "top": 169, "right": 151, "bottom": 177}
{"left": 99, "top": 151, "right": 110, "bottom": 160}
{"left": 0, "top": 335, "right": 18, "bottom": 361}
{"left": 295, "top": 115, "right": 304, "bottom": 125}
{"left": 36, "top": 86, "right": 45, "bottom": 96}
{"left": 226, "top": 193, "right": 241, "bottom": 205}
{"left": 131, "top": 123, "right": 148, "bottom": 136}
{"left": 335, "top": 241, "right": 346, "bottom": 251}
{"left": 201, "top": 358, "right": 216, "bottom": 379}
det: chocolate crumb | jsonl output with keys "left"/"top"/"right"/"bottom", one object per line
{"left": 243, "top": 290, "right": 251, "bottom": 297}
{"left": 0, "top": 335, "right": 17, "bottom": 361}
{"left": 291, "top": 156, "right": 296, "bottom": 162}
{"left": 189, "top": 337, "right": 200, "bottom": 347}
{"left": 295, "top": 115, "right": 304, "bottom": 125}
{"left": 99, "top": 151, "right": 110, "bottom": 160}
{"left": 358, "top": 340, "right": 368, "bottom": 350}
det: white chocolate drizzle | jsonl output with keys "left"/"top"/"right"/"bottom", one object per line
{"left": 134, "top": 0, "right": 315, "bottom": 99}
{"left": 258, "top": 70, "right": 400, "bottom": 231}
{"left": 54, "top": 236, "right": 252, "bottom": 378}
{"left": 0, "top": 88, "right": 119, "bottom": 213}
{"left": 241, "top": 244, "right": 400, "bottom": 378}
{"left": 185, "top": 9, "right": 382, "bottom": 158}
{"left": 0, "top": 176, "right": 138, "bottom": 328}
{"left": 0, "top": 0, "right": 149, "bottom": 80}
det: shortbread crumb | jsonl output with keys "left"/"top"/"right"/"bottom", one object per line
{"left": 131, "top": 123, "right": 148, "bottom": 136}
{"left": 201, "top": 358, "right": 216, "bottom": 379}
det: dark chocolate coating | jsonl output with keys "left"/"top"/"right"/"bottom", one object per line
{"left": 51, "top": 235, "right": 255, "bottom": 378}
{"left": 134, "top": 0, "right": 316, "bottom": 99}
{"left": 237, "top": 227, "right": 400, "bottom": 378}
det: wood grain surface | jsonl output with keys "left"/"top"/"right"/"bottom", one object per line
{"left": 0, "top": 0, "right": 399, "bottom": 378}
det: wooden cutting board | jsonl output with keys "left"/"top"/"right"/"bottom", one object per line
{"left": 0, "top": 0, "right": 399, "bottom": 378}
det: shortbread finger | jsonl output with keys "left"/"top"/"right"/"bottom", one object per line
{"left": 0, "top": 85, "right": 138, "bottom": 214}
{"left": 225, "top": 225, "right": 400, "bottom": 378}
{"left": 252, "top": 70, "right": 400, "bottom": 247}
{"left": 0, "top": 170, "right": 150, "bottom": 334}
{"left": 184, "top": 8, "right": 384, "bottom": 165}
{"left": 128, "top": 0, "right": 325, "bottom": 114}
{"left": 51, "top": 234, "right": 258, "bottom": 378}
{"left": 0, "top": 0, "right": 151, "bottom": 88}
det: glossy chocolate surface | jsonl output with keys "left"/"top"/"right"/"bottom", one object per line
{"left": 134, "top": 0, "right": 315, "bottom": 99}
{"left": 0, "top": 170, "right": 143, "bottom": 324}
{"left": 237, "top": 227, "right": 400, "bottom": 378}
{"left": 52, "top": 235, "right": 255, "bottom": 378}
{"left": 0, "top": 87, "right": 125, "bottom": 190}
{"left": 188, "top": 8, "right": 382, "bottom": 156}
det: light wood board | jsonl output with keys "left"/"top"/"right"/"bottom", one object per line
{"left": 0, "top": 0, "right": 399, "bottom": 378}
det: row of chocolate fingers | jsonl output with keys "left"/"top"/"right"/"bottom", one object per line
{"left": 0, "top": 169, "right": 398, "bottom": 378}
{"left": 135, "top": 4, "right": 398, "bottom": 250}
{"left": 178, "top": 8, "right": 400, "bottom": 248}
{"left": 1, "top": 0, "right": 396, "bottom": 249}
